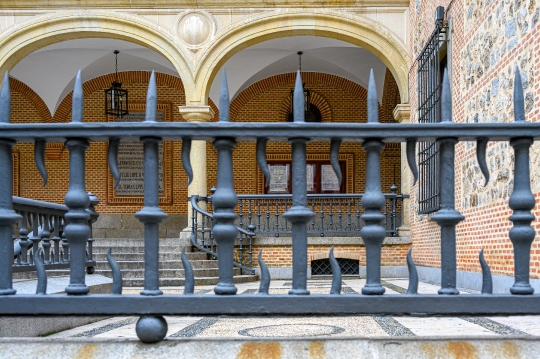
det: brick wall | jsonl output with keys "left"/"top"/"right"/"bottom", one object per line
{"left": 410, "top": 0, "right": 540, "bottom": 278}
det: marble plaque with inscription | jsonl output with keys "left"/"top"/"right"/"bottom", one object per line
{"left": 115, "top": 111, "right": 164, "bottom": 196}
{"left": 321, "top": 164, "right": 340, "bottom": 191}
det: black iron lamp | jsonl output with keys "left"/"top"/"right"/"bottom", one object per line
{"left": 105, "top": 50, "right": 128, "bottom": 118}
{"left": 287, "top": 51, "right": 321, "bottom": 122}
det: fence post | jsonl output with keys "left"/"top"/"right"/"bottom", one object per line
{"left": 283, "top": 71, "right": 315, "bottom": 295}
{"left": 212, "top": 70, "right": 238, "bottom": 295}
{"left": 0, "top": 73, "right": 21, "bottom": 295}
{"left": 431, "top": 70, "right": 464, "bottom": 295}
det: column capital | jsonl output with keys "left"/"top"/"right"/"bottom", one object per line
{"left": 393, "top": 104, "right": 411, "bottom": 124}
{"left": 179, "top": 105, "right": 215, "bottom": 122}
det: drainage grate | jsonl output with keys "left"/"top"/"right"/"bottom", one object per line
{"left": 311, "top": 258, "right": 359, "bottom": 275}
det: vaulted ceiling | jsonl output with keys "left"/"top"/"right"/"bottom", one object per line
{"left": 11, "top": 36, "right": 388, "bottom": 117}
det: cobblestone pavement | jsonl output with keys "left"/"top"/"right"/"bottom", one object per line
{"left": 46, "top": 279, "right": 540, "bottom": 339}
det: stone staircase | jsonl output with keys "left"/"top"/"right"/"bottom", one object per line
{"left": 14, "top": 238, "right": 259, "bottom": 287}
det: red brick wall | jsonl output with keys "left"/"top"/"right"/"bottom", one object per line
{"left": 409, "top": 0, "right": 540, "bottom": 278}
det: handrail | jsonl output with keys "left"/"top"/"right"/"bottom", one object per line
{"left": 12, "top": 193, "right": 98, "bottom": 274}
{"left": 190, "top": 195, "right": 255, "bottom": 274}
{"left": 201, "top": 190, "right": 408, "bottom": 237}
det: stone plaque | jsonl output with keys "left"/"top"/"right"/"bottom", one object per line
{"left": 107, "top": 103, "right": 172, "bottom": 205}
{"left": 115, "top": 112, "right": 164, "bottom": 196}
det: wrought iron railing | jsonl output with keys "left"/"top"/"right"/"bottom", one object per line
{"left": 0, "top": 68, "right": 539, "bottom": 344}
{"left": 199, "top": 187, "right": 407, "bottom": 237}
{"left": 190, "top": 195, "right": 255, "bottom": 274}
{"left": 11, "top": 193, "right": 99, "bottom": 273}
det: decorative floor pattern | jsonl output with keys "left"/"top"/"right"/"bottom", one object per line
{"left": 41, "top": 279, "right": 540, "bottom": 340}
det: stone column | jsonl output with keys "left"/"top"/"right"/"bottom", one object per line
{"left": 178, "top": 105, "right": 215, "bottom": 239}
{"left": 393, "top": 104, "right": 411, "bottom": 237}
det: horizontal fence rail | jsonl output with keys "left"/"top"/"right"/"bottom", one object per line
{"left": 11, "top": 194, "right": 98, "bottom": 273}
{"left": 0, "top": 68, "right": 539, "bottom": 344}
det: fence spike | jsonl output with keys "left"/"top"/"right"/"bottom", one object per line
{"left": 145, "top": 70, "right": 157, "bottom": 122}
{"left": 181, "top": 139, "right": 193, "bottom": 186}
{"left": 108, "top": 138, "right": 120, "bottom": 188}
{"left": 0, "top": 72, "right": 10, "bottom": 124}
{"left": 293, "top": 70, "right": 304, "bottom": 123}
{"left": 330, "top": 139, "right": 342, "bottom": 187}
{"left": 256, "top": 138, "right": 271, "bottom": 187}
{"left": 329, "top": 246, "right": 342, "bottom": 295}
{"left": 181, "top": 248, "right": 194, "bottom": 294}
{"left": 406, "top": 248, "right": 418, "bottom": 295}
{"left": 72, "top": 70, "right": 83, "bottom": 123}
{"left": 257, "top": 249, "right": 270, "bottom": 295}
{"left": 476, "top": 138, "right": 490, "bottom": 186}
{"left": 406, "top": 140, "right": 418, "bottom": 185}
{"left": 367, "top": 69, "right": 378, "bottom": 123}
{"left": 35, "top": 248, "right": 47, "bottom": 295}
{"left": 107, "top": 248, "right": 123, "bottom": 295}
{"left": 34, "top": 140, "right": 48, "bottom": 186}
{"left": 514, "top": 66, "right": 525, "bottom": 122}
{"left": 219, "top": 69, "right": 230, "bottom": 122}
{"left": 479, "top": 249, "right": 492, "bottom": 294}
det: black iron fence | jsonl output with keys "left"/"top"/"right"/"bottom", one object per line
{"left": 11, "top": 194, "right": 98, "bottom": 273}
{"left": 0, "top": 67, "right": 539, "bottom": 344}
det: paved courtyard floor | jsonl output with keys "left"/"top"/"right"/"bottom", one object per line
{"left": 46, "top": 279, "right": 540, "bottom": 339}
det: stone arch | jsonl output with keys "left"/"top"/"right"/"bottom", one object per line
{"left": 230, "top": 72, "right": 371, "bottom": 122}
{"left": 0, "top": 11, "right": 194, "bottom": 96}
{"left": 53, "top": 71, "right": 185, "bottom": 122}
{"left": 194, "top": 9, "right": 409, "bottom": 105}
{"left": 9, "top": 77, "right": 52, "bottom": 122}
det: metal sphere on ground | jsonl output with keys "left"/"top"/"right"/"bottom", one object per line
{"left": 136, "top": 316, "right": 168, "bottom": 343}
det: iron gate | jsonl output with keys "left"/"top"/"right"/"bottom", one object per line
{"left": 0, "top": 67, "right": 539, "bottom": 343}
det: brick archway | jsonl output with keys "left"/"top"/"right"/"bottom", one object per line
{"left": 9, "top": 77, "right": 52, "bottom": 122}
{"left": 53, "top": 71, "right": 185, "bottom": 122}
{"left": 230, "top": 72, "right": 369, "bottom": 122}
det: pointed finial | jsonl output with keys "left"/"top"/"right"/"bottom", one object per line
{"left": 293, "top": 70, "right": 304, "bottom": 123}
{"left": 71, "top": 70, "right": 83, "bottom": 123}
{"left": 514, "top": 66, "right": 525, "bottom": 122}
{"left": 145, "top": 70, "right": 157, "bottom": 122}
{"left": 219, "top": 69, "right": 230, "bottom": 122}
{"left": 441, "top": 68, "right": 452, "bottom": 122}
{"left": 367, "top": 69, "right": 378, "bottom": 123}
{"left": 0, "top": 72, "right": 10, "bottom": 123}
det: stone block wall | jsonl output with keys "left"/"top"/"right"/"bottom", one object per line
{"left": 410, "top": 0, "right": 540, "bottom": 278}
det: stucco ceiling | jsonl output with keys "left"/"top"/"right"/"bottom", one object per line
{"left": 11, "top": 36, "right": 388, "bottom": 117}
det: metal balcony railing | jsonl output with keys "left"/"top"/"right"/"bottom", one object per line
{"left": 0, "top": 68, "right": 539, "bottom": 344}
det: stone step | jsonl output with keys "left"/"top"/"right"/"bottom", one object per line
{"left": 95, "top": 267, "right": 241, "bottom": 279}
{"left": 123, "top": 274, "right": 259, "bottom": 287}
{"left": 20, "top": 267, "right": 241, "bottom": 280}
{"left": 94, "top": 259, "right": 219, "bottom": 270}
{"left": 93, "top": 252, "right": 208, "bottom": 261}
{"left": 92, "top": 246, "right": 188, "bottom": 254}
{"left": 91, "top": 238, "right": 183, "bottom": 247}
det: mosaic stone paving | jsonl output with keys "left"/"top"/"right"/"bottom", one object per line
{"left": 43, "top": 279, "right": 540, "bottom": 339}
